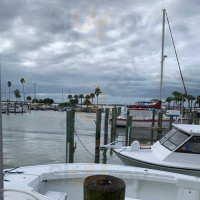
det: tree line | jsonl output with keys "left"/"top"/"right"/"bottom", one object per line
{"left": 166, "top": 91, "right": 200, "bottom": 108}
{"left": 60, "top": 87, "right": 102, "bottom": 108}
{"left": 6, "top": 79, "right": 54, "bottom": 105}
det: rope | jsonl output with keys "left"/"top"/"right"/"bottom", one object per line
{"left": 74, "top": 130, "right": 95, "bottom": 158}
{"left": 165, "top": 12, "right": 190, "bottom": 108}
{"left": 67, "top": 122, "right": 124, "bottom": 162}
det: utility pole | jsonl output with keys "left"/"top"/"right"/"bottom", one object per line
{"left": 62, "top": 89, "right": 64, "bottom": 103}
{"left": 33, "top": 83, "right": 37, "bottom": 100}
{"left": 159, "top": 9, "right": 166, "bottom": 101}
{"left": 0, "top": 56, "right": 4, "bottom": 189}
{"left": 4, "top": 86, "right": 6, "bottom": 101}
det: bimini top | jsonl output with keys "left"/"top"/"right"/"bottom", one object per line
{"left": 173, "top": 124, "right": 200, "bottom": 135}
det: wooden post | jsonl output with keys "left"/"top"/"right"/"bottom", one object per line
{"left": 151, "top": 109, "right": 156, "bottom": 144}
{"left": 157, "top": 112, "right": 163, "bottom": 140}
{"left": 169, "top": 116, "right": 173, "bottom": 130}
{"left": 66, "top": 110, "right": 75, "bottom": 163}
{"left": 95, "top": 109, "right": 102, "bottom": 164}
{"left": 127, "top": 109, "right": 130, "bottom": 117}
{"left": 125, "top": 116, "right": 132, "bottom": 146}
{"left": 84, "top": 175, "right": 125, "bottom": 200}
{"left": 117, "top": 107, "right": 121, "bottom": 116}
{"left": 104, "top": 108, "right": 109, "bottom": 145}
{"left": 111, "top": 108, "right": 117, "bottom": 143}
{"left": 21, "top": 102, "right": 23, "bottom": 114}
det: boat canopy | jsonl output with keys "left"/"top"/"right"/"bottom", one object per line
{"left": 159, "top": 124, "right": 200, "bottom": 154}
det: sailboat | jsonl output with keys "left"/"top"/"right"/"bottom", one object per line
{"left": 116, "top": 8, "right": 189, "bottom": 128}
{"left": 113, "top": 9, "right": 200, "bottom": 176}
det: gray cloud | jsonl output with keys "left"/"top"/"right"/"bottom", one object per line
{"left": 0, "top": 0, "right": 200, "bottom": 104}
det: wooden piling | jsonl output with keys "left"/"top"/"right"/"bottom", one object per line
{"left": 21, "top": 102, "right": 23, "bottom": 114}
{"left": 127, "top": 109, "right": 130, "bottom": 117}
{"left": 104, "top": 108, "right": 109, "bottom": 145}
{"left": 84, "top": 175, "right": 126, "bottom": 200}
{"left": 151, "top": 109, "right": 156, "bottom": 144}
{"left": 125, "top": 116, "right": 132, "bottom": 146}
{"left": 157, "top": 112, "right": 163, "bottom": 139}
{"left": 169, "top": 116, "right": 173, "bottom": 130}
{"left": 66, "top": 110, "right": 75, "bottom": 163}
{"left": 95, "top": 109, "right": 102, "bottom": 164}
{"left": 111, "top": 108, "right": 117, "bottom": 143}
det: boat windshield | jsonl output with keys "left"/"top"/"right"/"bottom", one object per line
{"left": 159, "top": 129, "right": 190, "bottom": 151}
{"left": 159, "top": 129, "right": 177, "bottom": 144}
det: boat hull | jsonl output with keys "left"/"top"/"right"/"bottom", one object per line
{"left": 114, "top": 150, "right": 200, "bottom": 177}
{"left": 116, "top": 118, "right": 187, "bottom": 127}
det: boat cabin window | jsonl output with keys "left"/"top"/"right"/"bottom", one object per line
{"left": 159, "top": 128, "right": 177, "bottom": 144}
{"left": 176, "top": 136, "right": 200, "bottom": 154}
{"left": 161, "top": 130, "right": 190, "bottom": 151}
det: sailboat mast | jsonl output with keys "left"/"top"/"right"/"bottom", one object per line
{"left": 159, "top": 9, "right": 166, "bottom": 101}
{"left": 0, "top": 56, "right": 3, "bottom": 188}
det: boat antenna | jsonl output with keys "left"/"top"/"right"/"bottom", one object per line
{"left": 165, "top": 12, "right": 190, "bottom": 108}
{"left": 159, "top": 9, "right": 166, "bottom": 102}
{"left": 0, "top": 55, "right": 4, "bottom": 188}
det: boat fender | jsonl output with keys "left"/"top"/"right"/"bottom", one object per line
{"left": 131, "top": 141, "right": 140, "bottom": 152}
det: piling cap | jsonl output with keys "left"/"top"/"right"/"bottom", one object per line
{"left": 84, "top": 175, "right": 126, "bottom": 200}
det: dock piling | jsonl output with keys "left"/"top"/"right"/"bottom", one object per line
{"left": 95, "top": 109, "right": 102, "bottom": 164}
{"left": 157, "top": 112, "right": 163, "bottom": 140}
{"left": 66, "top": 110, "right": 75, "bottom": 163}
{"left": 84, "top": 175, "right": 126, "bottom": 200}
{"left": 104, "top": 108, "right": 109, "bottom": 145}
{"left": 111, "top": 108, "right": 117, "bottom": 143}
{"left": 151, "top": 109, "right": 156, "bottom": 144}
{"left": 126, "top": 116, "right": 132, "bottom": 146}
{"left": 169, "top": 116, "right": 173, "bottom": 130}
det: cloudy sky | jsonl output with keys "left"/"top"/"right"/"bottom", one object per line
{"left": 0, "top": 0, "right": 200, "bottom": 104}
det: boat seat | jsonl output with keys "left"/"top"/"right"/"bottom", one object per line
{"left": 44, "top": 191, "right": 67, "bottom": 200}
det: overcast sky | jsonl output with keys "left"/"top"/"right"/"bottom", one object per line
{"left": 0, "top": 0, "right": 200, "bottom": 104}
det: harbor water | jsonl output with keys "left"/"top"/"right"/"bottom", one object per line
{"left": 2, "top": 110, "right": 155, "bottom": 169}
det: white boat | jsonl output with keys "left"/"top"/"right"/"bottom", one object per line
{"left": 116, "top": 111, "right": 187, "bottom": 127}
{"left": 114, "top": 124, "right": 200, "bottom": 177}
{"left": 4, "top": 163, "right": 200, "bottom": 200}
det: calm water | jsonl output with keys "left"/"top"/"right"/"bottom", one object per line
{"left": 2, "top": 110, "right": 157, "bottom": 169}
{"left": 2, "top": 111, "right": 123, "bottom": 168}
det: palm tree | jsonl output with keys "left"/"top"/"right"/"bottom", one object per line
{"left": 90, "top": 93, "right": 95, "bottom": 105}
{"left": 84, "top": 95, "right": 91, "bottom": 108}
{"left": 166, "top": 97, "right": 173, "bottom": 108}
{"left": 7, "top": 81, "right": 12, "bottom": 102}
{"left": 13, "top": 89, "right": 21, "bottom": 101}
{"left": 85, "top": 94, "right": 90, "bottom": 100}
{"left": 26, "top": 96, "right": 32, "bottom": 102}
{"left": 68, "top": 94, "right": 72, "bottom": 100}
{"left": 78, "top": 94, "right": 84, "bottom": 107}
{"left": 20, "top": 78, "right": 25, "bottom": 102}
{"left": 74, "top": 95, "right": 78, "bottom": 99}
{"left": 94, "top": 87, "right": 102, "bottom": 107}
{"left": 84, "top": 99, "right": 91, "bottom": 108}
{"left": 172, "top": 91, "right": 181, "bottom": 108}
{"left": 187, "top": 95, "right": 196, "bottom": 109}
{"left": 74, "top": 95, "right": 79, "bottom": 105}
